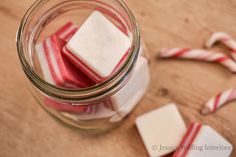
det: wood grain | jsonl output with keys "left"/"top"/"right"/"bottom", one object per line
{"left": 0, "top": 0, "right": 236, "bottom": 156}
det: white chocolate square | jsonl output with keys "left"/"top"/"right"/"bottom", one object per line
{"left": 136, "top": 104, "right": 187, "bottom": 157}
{"left": 110, "top": 56, "right": 150, "bottom": 122}
{"left": 35, "top": 43, "right": 55, "bottom": 85}
{"left": 66, "top": 11, "right": 130, "bottom": 78}
{"left": 186, "top": 125, "right": 233, "bottom": 157}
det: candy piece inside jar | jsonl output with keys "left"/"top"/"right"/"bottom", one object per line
{"left": 54, "top": 22, "right": 78, "bottom": 42}
{"left": 63, "top": 11, "right": 131, "bottom": 82}
{"left": 58, "top": 56, "right": 149, "bottom": 122}
{"left": 61, "top": 102, "right": 116, "bottom": 121}
{"left": 44, "top": 97, "right": 96, "bottom": 113}
{"left": 35, "top": 10, "right": 149, "bottom": 123}
{"left": 109, "top": 56, "right": 150, "bottom": 122}
{"left": 35, "top": 23, "right": 95, "bottom": 88}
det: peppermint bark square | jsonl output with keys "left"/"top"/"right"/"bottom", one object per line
{"left": 135, "top": 104, "right": 187, "bottom": 157}
{"left": 173, "top": 123, "right": 233, "bottom": 157}
{"left": 54, "top": 22, "right": 78, "bottom": 42}
{"left": 63, "top": 11, "right": 130, "bottom": 82}
{"left": 108, "top": 56, "right": 150, "bottom": 122}
{"left": 36, "top": 35, "right": 94, "bottom": 88}
{"left": 44, "top": 97, "right": 95, "bottom": 113}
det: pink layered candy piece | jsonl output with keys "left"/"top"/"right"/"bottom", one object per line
{"left": 62, "top": 11, "right": 131, "bottom": 83}
{"left": 54, "top": 22, "right": 78, "bottom": 42}
{"left": 63, "top": 47, "right": 129, "bottom": 82}
{"left": 173, "top": 122, "right": 233, "bottom": 157}
{"left": 60, "top": 101, "right": 117, "bottom": 121}
{"left": 44, "top": 97, "right": 96, "bottom": 113}
{"left": 36, "top": 35, "right": 95, "bottom": 88}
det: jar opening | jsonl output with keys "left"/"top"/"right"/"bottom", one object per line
{"left": 16, "top": 0, "right": 140, "bottom": 101}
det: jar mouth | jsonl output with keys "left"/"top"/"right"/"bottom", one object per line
{"left": 16, "top": 0, "right": 140, "bottom": 101}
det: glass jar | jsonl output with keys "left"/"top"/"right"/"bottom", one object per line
{"left": 16, "top": 0, "right": 150, "bottom": 133}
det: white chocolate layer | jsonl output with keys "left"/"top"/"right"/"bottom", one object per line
{"left": 110, "top": 56, "right": 150, "bottom": 122}
{"left": 186, "top": 125, "right": 233, "bottom": 157}
{"left": 66, "top": 11, "right": 130, "bottom": 78}
{"left": 35, "top": 43, "right": 55, "bottom": 85}
{"left": 136, "top": 104, "right": 187, "bottom": 157}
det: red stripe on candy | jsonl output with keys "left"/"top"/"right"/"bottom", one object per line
{"left": 174, "top": 48, "right": 191, "bottom": 58}
{"left": 231, "top": 49, "right": 236, "bottom": 54}
{"left": 221, "top": 36, "right": 230, "bottom": 42}
{"left": 63, "top": 46, "right": 130, "bottom": 83}
{"left": 62, "top": 47, "right": 103, "bottom": 82}
{"left": 44, "top": 97, "right": 92, "bottom": 113}
{"left": 49, "top": 36, "right": 66, "bottom": 83}
{"left": 213, "top": 93, "right": 221, "bottom": 112}
{"left": 173, "top": 122, "right": 202, "bottom": 157}
{"left": 63, "top": 27, "right": 78, "bottom": 41}
{"left": 55, "top": 22, "right": 74, "bottom": 37}
{"left": 215, "top": 56, "right": 228, "bottom": 62}
{"left": 43, "top": 39, "right": 64, "bottom": 85}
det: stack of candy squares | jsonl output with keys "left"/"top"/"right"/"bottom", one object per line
{"left": 35, "top": 11, "right": 149, "bottom": 122}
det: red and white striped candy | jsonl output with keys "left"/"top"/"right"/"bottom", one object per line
{"left": 44, "top": 97, "right": 96, "bottom": 113}
{"left": 173, "top": 123, "right": 233, "bottom": 157}
{"left": 63, "top": 47, "right": 129, "bottom": 83}
{"left": 159, "top": 48, "right": 236, "bottom": 72}
{"left": 54, "top": 22, "right": 78, "bottom": 42}
{"left": 63, "top": 11, "right": 130, "bottom": 83}
{"left": 173, "top": 122, "right": 202, "bottom": 157}
{"left": 36, "top": 35, "right": 94, "bottom": 88}
{"left": 202, "top": 87, "right": 236, "bottom": 115}
{"left": 205, "top": 32, "right": 236, "bottom": 60}
{"left": 60, "top": 101, "right": 117, "bottom": 121}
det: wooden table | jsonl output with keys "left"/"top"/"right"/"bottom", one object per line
{"left": 1, "top": 0, "right": 236, "bottom": 156}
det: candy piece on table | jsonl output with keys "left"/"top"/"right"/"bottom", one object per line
{"left": 202, "top": 87, "right": 236, "bottom": 115}
{"left": 35, "top": 35, "right": 95, "bottom": 88}
{"left": 108, "top": 56, "right": 150, "bottom": 122}
{"left": 173, "top": 123, "right": 233, "bottom": 157}
{"left": 159, "top": 48, "right": 236, "bottom": 73}
{"left": 54, "top": 22, "right": 78, "bottom": 42}
{"left": 61, "top": 102, "right": 117, "bottom": 121}
{"left": 135, "top": 104, "right": 187, "bottom": 157}
{"left": 63, "top": 11, "right": 130, "bottom": 82}
{"left": 205, "top": 32, "right": 236, "bottom": 60}
{"left": 44, "top": 97, "right": 96, "bottom": 113}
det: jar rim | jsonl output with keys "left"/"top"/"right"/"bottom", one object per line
{"left": 16, "top": 0, "right": 140, "bottom": 101}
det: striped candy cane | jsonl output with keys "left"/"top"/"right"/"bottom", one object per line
{"left": 159, "top": 48, "right": 236, "bottom": 73}
{"left": 205, "top": 32, "right": 236, "bottom": 61}
{"left": 202, "top": 87, "right": 236, "bottom": 115}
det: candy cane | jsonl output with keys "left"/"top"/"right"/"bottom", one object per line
{"left": 201, "top": 87, "right": 236, "bottom": 115}
{"left": 159, "top": 48, "right": 236, "bottom": 73}
{"left": 205, "top": 32, "right": 236, "bottom": 60}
